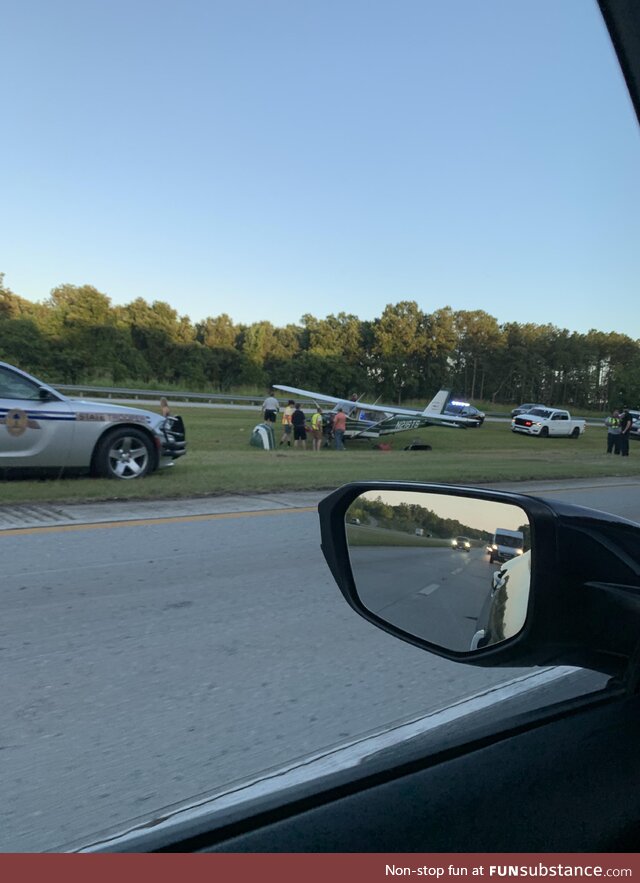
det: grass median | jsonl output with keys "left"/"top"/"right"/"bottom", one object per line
{"left": 1, "top": 408, "right": 637, "bottom": 505}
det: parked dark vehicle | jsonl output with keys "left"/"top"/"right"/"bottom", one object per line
{"left": 511, "top": 402, "right": 545, "bottom": 417}
{"left": 443, "top": 401, "right": 485, "bottom": 426}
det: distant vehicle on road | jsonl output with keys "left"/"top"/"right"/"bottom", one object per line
{"left": 511, "top": 403, "right": 545, "bottom": 417}
{"left": 0, "top": 361, "right": 186, "bottom": 479}
{"left": 511, "top": 407, "right": 585, "bottom": 438}
{"left": 487, "top": 528, "right": 524, "bottom": 564}
{"left": 451, "top": 536, "right": 471, "bottom": 551}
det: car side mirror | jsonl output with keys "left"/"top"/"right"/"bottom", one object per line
{"left": 319, "top": 482, "right": 640, "bottom": 679}
{"left": 39, "top": 387, "right": 53, "bottom": 402}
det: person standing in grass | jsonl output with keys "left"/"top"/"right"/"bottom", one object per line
{"left": 291, "top": 403, "right": 307, "bottom": 450}
{"left": 619, "top": 406, "right": 633, "bottom": 457}
{"left": 605, "top": 409, "right": 621, "bottom": 455}
{"left": 280, "top": 400, "right": 295, "bottom": 447}
{"left": 310, "top": 406, "right": 324, "bottom": 451}
{"left": 261, "top": 390, "right": 279, "bottom": 424}
{"left": 333, "top": 407, "right": 347, "bottom": 450}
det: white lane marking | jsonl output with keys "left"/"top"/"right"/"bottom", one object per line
{"left": 76, "top": 666, "right": 580, "bottom": 853}
{"left": 418, "top": 583, "right": 440, "bottom": 596}
{"left": 452, "top": 567, "right": 463, "bottom": 575}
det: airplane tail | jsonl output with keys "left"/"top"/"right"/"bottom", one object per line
{"left": 422, "top": 389, "right": 452, "bottom": 416}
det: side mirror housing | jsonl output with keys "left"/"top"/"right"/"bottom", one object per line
{"left": 319, "top": 482, "right": 640, "bottom": 678}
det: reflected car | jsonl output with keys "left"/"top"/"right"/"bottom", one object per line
{"left": 451, "top": 535, "right": 472, "bottom": 551}
{"left": 0, "top": 361, "right": 186, "bottom": 479}
{"left": 471, "top": 551, "right": 532, "bottom": 650}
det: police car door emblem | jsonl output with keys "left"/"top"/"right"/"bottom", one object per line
{"left": 6, "top": 408, "right": 28, "bottom": 437}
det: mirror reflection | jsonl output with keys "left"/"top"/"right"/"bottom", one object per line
{"left": 346, "top": 491, "right": 531, "bottom": 653}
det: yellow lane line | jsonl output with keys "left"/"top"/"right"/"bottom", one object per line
{"left": 0, "top": 506, "right": 317, "bottom": 537}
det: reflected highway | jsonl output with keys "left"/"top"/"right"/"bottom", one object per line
{"left": 350, "top": 544, "right": 496, "bottom": 650}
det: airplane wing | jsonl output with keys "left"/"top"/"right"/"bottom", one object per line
{"left": 273, "top": 384, "right": 440, "bottom": 417}
{"left": 273, "top": 385, "right": 353, "bottom": 408}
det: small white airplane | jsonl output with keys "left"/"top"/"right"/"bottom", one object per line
{"left": 273, "top": 385, "right": 485, "bottom": 440}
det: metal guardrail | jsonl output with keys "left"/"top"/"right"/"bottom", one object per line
{"left": 54, "top": 384, "right": 319, "bottom": 408}
{"left": 56, "top": 385, "right": 264, "bottom": 405}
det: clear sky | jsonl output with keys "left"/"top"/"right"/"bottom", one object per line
{"left": 2, "top": 0, "right": 639, "bottom": 336}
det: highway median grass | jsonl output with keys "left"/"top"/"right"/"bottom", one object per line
{"left": 1, "top": 408, "right": 638, "bottom": 505}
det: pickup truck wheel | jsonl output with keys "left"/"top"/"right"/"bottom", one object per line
{"left": 540, "top": 427, "right": 549, "bottom": 438}
{"left": 96, "top": 428, "right": 155, "bottom": 479}
{"left": 571, "top": 427, "right": 581, "bottom": 438}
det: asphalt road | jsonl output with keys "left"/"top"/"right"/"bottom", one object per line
{"left": 349, "top": 545, "right": 494, "bottom": 650}
{"left": 1, "top": 478, "right": 639, "bottom": 851}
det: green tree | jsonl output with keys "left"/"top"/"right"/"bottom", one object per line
{"left": 195, "top": 314, "right": 239, "bottom": 349}
{"left": 302, "top": 312, "right": 364, "bottom": 363}
{"left": 371, "top": 301, "right": 429, "bottom": 402}
{"left": 240, "top": 321, "right": 282, "bottom": 366}
{"left": 453, "top": 310, "right": 502, "bottom": 400}
{"left": 46, "top": 284, "right": 114, "bottom": 331}
{"left": 0, "top": 318, "right": 53, "bottom": 375}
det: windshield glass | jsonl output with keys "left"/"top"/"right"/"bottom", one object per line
{"left": 0, "top": 366, "right": 41, "bottom": 400}
{"left": 495, "top": 534, "right": 524, "bottom": 548}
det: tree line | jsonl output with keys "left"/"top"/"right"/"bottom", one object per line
{"left": 1, "top": 275, "right": 638, "bottom": 408}
{"left": 349, "top": 497, "right": 492, "bottom": 543}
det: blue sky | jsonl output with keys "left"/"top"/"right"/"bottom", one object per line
{"left": 2, "top": 0, "right": 639, "bottom": 335}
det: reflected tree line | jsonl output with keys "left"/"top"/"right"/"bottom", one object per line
{"left": 1, "top": 276, "right": 638, "bottom": 408}
{"left": 348, "top": 498, "right": 530, "bottom": 568}
{"left": 348, "top": 497, "right": 493, "bottom": 543}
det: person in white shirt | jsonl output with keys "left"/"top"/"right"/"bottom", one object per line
{"left": 261, "top": 392, "right": 279, "bottom": 423}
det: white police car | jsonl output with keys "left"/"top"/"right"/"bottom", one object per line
{"left": 0, "top": 361, "right": 186, "bottom": 479}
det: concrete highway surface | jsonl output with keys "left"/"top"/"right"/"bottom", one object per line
{"left": 0, "top": 478, "right": 638, "bottom": 851}
{"left": 350, "top": 545, "right": 498, "bottom": 651}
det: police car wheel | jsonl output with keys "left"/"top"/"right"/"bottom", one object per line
{"left": 97, "top": 428, "right": 155, "bottom": 479}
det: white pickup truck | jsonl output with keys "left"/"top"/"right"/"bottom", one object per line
{"left": 511, "top": 407, "right": 586, "bottom": 438}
